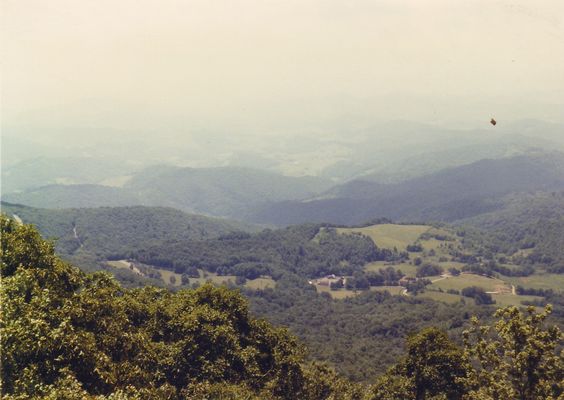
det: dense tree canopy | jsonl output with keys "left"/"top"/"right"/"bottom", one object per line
{"left": 1, "top": 216, "right": 562, "bottom": 399}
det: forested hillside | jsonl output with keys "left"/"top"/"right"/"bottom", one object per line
{"left": 2, "top": 216, "right": 562, "bottom": 399}
{"left": 460, "top": 192, "right": 564, "bottom": 271}
{"left": 1, "top": 203, "right": 255, "bottom": 248}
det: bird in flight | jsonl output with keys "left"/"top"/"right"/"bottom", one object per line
{"left": 490, "top": 118, "right": 497, "bottom": 126}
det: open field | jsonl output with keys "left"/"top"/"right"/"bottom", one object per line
{"left": 437, "top": 261, "right": 466, "bottom": 270}
{"left": 429, "top": 273, "right": 510, "bottom": 293}
{"left": 492, "top": 293, "right": 544, "bottom": 308}
{"left": 156, "top": 268, "right": 184, "bottom": 286}
{"left": 245, "top": 277, "right": 276, "bottom": 290}
{"left": 106, "top": 260, "right": 144, "bottom": 276}
{"left": 504, "top": 274, "right": 564, "bottom": 292}
{"left": 418, "top": 290, "right": 464, "bottom": 304}
{"left": 337, "top": 224, "right": 431, "bottom": 250}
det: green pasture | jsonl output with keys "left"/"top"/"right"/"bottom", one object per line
{"left": 337, "top": 224, "right": 431, "bottom": 250}
{"left": 504, "top": 273, "right": 564, "bottom": 292}
{"left": 429, "top": 273, "right": 509, "bottom": 293}
{"left": 417, "top": 290, "right": 463, "bottom": 304}
{"left": 245, "top": 277, "right": 276, "bottom": 290}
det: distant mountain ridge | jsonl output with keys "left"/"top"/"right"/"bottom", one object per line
{"left": 2, "top": 166, "right": 333, "bottom": 218}
{"left": 4, "top": 151, "right": 564, "bottom": 227}
{"left": 248, "top": 152, "right": 564, "bottom": 226}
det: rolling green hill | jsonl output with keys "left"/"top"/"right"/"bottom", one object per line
{"left": 0, "top": 202, "right": 256, "bottom": 260}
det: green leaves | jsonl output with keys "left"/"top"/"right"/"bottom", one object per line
{"left": 369, "top": 306, "right": 563, "bottom": 400}
{"left": 369, "top": 327, "right": 469, "bottom": 400}
{"left": 463, "top": 305, "right": 563, "bottom": 400}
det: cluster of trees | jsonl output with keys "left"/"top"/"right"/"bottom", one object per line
{"left": 132, "top": 226, "right": 393, "bottom": 280}
{"left": 406, "top": 243, "right": 423, "bottom": 252}
{"left": 405, "top": 279, "right": 432, "bottom": 295}
{"left": 461, "top": 286, "right": 495, "bottom": 305}
{"left": 0, "top": 203, "right": 248, "bottom": 258}
{"left": 416, "top": 263, "right": 443, "bottom": 278}
{"left": 329, "top": 267, "right": 409, "bottom": 292}
{"left": 1, "top": 216, "right": 563, "bottom": 399}
{"left": 460, "top": 192, "right": 564, "bottom": 273}
{"left": 515, "top": 286, "right": 555, "bottom": 297}
{"left": 371, "top": 306, "right": 563, "bottom": 399}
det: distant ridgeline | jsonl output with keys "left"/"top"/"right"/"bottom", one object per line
{"left": 1, "top": 216, "right": 563, "bottom": 399}
{"left": 3, "top": 153, "right": 564, "bottom": 227}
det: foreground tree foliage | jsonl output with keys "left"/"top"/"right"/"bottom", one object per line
{"left": 369, "top": 328, "right": 470, "bottom": 400}
{"left": 462, "top": 306, "right": 563, "bottom": 400}
{"left": 1, "top": 215, "right": 562, "bottom": 399}
{"left": 368, "top": 308, "right": 563, "bottom": 400}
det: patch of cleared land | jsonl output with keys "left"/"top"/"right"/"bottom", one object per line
{"left": 492, "top": 293, "right": 544, "bottom": 308}
{"left": 245, "top": 277, "right": 276, "bottom": 290}
{"left": 107, "top": 260, "right": 144, "bottom": 276}
{"left": 418, "top": 291, "right": 464, "bottom": 304}
{"left": 337, "top": 224, "right": 432, "bottom": 250}
{"left": 155, "top": 268, "right": 184, "bottom": 286}
{"left": 504, "top": 274, "right": 564, "bottom": 292}
{"left": 429, "top": 273, "right": 510, "bottom": 293}
{"left": 107, "top": 260, "right": 275, "bottom": 289}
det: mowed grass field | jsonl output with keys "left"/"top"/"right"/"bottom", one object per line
{"left": 504, "top": 273, "right": 564, "bottom": 293}
{"left": 418, "top": 291, "right": 464, "bottom": 304}
{"left": 337, "top": 224, "right": 431, "bottom": 250}
{"left": 429, "top": 273, "right": 509, "bottom": 293}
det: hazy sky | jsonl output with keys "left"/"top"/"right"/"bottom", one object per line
{"left": 2, "top": 0, "right": 564, "bottom": 144}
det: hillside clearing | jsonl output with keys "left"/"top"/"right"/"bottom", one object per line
{"left": 429, "top": 273, "right": 510, "bottom": 293}
{"left": 336, "top": 224, "right": 431, "bottom": 250}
